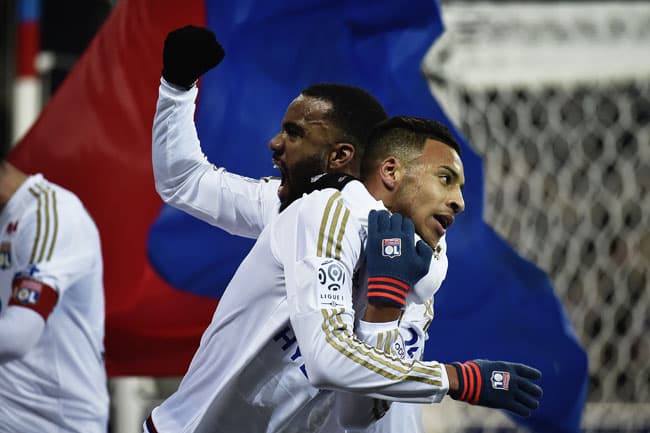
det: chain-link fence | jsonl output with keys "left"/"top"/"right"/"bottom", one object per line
{"left": 423, "top": 2, "right": 650, "bottom": 432}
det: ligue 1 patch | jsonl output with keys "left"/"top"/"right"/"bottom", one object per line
{"left": 382, "top": 238, "right": 401, "bottom": 258}
{"left": 317, "top": 259, "right": 346, "bottom": 307}
{"left": 12, "top": 278, "right": 44, "bottom": 305}
{"left": 491, "top": 370, "right": 510, "bottom": 391}
{"left": 0, "top": 241, "right": 12, "bottom": 270}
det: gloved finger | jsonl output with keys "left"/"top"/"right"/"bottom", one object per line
{"left": 205, "top": 37, "right": 225, "bottom": 68}
{"left": 514, "top": 390, "right": 540, "bottom": 409}
{"left": 375, "top": 210, "right": 391, "bottom": 232}
{"left": 415, "top": 240, "right": 433, "bottom": 263}
{"left": 388, "top": 212, "right": 403, "bottom": 232}
{"left": 368, "top": 209, "right": 379, "bottom": 234}
{"left": 517, "top": 379, "right": 543, "bottom": 398}
{"left": 507, "top": 401, "right": 532, "bottom": 417}
{"left": 401, "top": 215, "right": 415, "bottom": 237}
{"left": 514, "top": 364, "right": 542, "bottom": 380}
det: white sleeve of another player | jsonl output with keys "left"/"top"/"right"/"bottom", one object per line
{"left": 278, "top": 191, "right": 449, "bottom": 404}
{"left": 334, "top": 303, "right": 434, "bottom": 431}
{"left": 333, "top": 320, "right": 401, "bottom": 430}
{"left": 152, "top": 79, "right": 279, "bottom": 238}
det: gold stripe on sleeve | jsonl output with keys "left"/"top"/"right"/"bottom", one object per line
{"left": 325, "top": 200, "right": 343, "bottom": 257}
{"left": 383, "top": 330, "right": 392, "bottom": 354}
{"left": 317, "top": 192, "right": 341, "bottom": 257}
{"left": 28, "top": 188, "right": 42, "bottom": 263}
{"left": 46, "top": 190, "right": 59, "bottom": 261}
{"left": 321, "top": 309, "right": 443, "bottom": 386}
{"left": 334, "top": 208, "right": 350, "bottom": 260}
{"left": 330, "top": 309, "right": 442, "bottom": 378}
{"left": 376, "top": 332, "right": 384, "bottom": 350}
{"left": 36, "top": 186, "right": 51, "bottom": 263}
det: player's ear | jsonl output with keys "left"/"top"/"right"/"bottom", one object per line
{"left": 328, "top": 142, "right": 355, "bottom": 170}
{"left": 378, "top": 156, "right": 402, "bottom": 190}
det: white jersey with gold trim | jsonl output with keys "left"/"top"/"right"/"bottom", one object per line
{"left": 151, "top": 80, "right": 451, "bottom": 433}
{"left": 148, "top": 181, "right": 450, "bottom": 433}
{"left": 0, "top": 174, "right": 108, "bottom": 433}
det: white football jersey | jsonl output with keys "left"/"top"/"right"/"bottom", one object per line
{"left": 152, "top": 80, "right": 451, "bottom": 433}
{"left": 147, "top": 181, "right": 450, "bottom": 433}
{"left": 0, "top": 174, "right": 108, "bottom": 432}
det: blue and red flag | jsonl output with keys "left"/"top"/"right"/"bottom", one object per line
{"left": 9, "top": 1, "right": 587, "bottom": 431}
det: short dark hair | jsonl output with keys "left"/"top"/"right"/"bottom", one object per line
{"left": 361, "top": 116, "right": 461, "bottom": 179}
{"left": 301, "top": 83, "right": 387, "bottom": 159}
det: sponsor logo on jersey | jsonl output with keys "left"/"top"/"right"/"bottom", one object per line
{"left": 490, "top": 370, "right": 510, "bottom": 390}
{"left": 381, "top": 238, "right": 401, "bottom": 258}
{"left": 5, "top": 221, "right": 18, "bottom": 234}
{"left": 273, "top": 325, "right": 308, "bottom": 378}
{"left": 11, "top": 279, "right": 43, "bottom": 305}
{"left": 317, "top": 259, "right": 346, "bottom": 307}
{"left": 0, "top": 241, "right": 12, "bottom": 270}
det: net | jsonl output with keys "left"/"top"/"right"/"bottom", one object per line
{"left": 423, "top": 2, "right": 650, "bottom": 431}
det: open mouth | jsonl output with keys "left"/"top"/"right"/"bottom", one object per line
{"left": 273, "top": 158, "right": 289, "bottom": 202}
{"left": 434, "top": 214, "right": 454, "bottom": 231}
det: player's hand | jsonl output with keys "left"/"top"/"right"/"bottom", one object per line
{"left": 365, "top": 210, "right": 433, "bottom": 308}
{"left": 449, "top": 359, "right": 543, "bottom": 417}
{"left": 162, "top": 25, "right": 225, "bottom": 89}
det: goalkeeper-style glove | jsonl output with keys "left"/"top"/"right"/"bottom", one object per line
{"left": 365, "top": 210, "right": 433, "bottom": 308}
{"left": 162, "top": 25, "right": 225, "bottom": 89}
{"left": 449, "top": 359, "right": 543, "bottom": 417}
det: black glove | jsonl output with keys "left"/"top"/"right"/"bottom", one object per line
{"left": 365, "top": 210, "right": 432, "bottom": 308}
{"left": 449, "top": 360, "right": 543, "bottom": 417}
{"left": 162, "top": 25, "right": 225, "bottom": 89}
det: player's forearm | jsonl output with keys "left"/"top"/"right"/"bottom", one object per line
{"left": 152, "top": 80, "right": 269, "bottom": 237}
{"left": 291, "top": 308, "right": 449, "bottom": 403}
{"left": 152, "top": 79, "right": 209, "bottom": 204}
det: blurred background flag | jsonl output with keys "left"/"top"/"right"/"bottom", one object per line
{"left": 7, "top": 0, "right": 589, "bottom": 431}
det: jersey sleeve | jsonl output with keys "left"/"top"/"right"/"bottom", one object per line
{"left": 11, "top": 189, "right": 99, "bottom": 302}
{"left": 152, "top": 79, "right": 279, "bottom": 238}
{"left": 276, "top": 190, "right": 450, "bottom": 404}
{"left": 0, "top": 188, "right": 99, "bottom": 359}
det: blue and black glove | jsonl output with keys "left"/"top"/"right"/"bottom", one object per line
{"left": 449, "top": 359, "right": 543, "bottom": 417}
{"left": 365, "top": 210, "right": 433, "bottom": 308}
{"left": 162, "top": 25, "right": 225, "bottom": 90}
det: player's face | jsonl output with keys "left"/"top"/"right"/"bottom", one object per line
{"left": 269, "top": 95, "right": 338, "bottom": 210}
{"left": 392, "top": 138, "right": 465, "bottom": 248}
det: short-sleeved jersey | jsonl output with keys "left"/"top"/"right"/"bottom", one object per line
{"left": 148, "top": 181, "right": 450, "bottom": 433}
{"left": 0, "top": 174, "right": 108, "bottom": 432}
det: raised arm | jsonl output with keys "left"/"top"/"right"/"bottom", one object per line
{"left": 152, "top": 26, "right": 279, "bottom": 238}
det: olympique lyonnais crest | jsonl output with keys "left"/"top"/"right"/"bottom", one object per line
{"left": 382, "top": 238, "right": 402, "bottom": 258}
{"left": 491, "top": 370, "right": 511, "bottom": 391}
{"left": 12, "top": 279, "right": 43, "bottom": 306}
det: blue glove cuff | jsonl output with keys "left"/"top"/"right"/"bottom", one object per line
{"left": 449, "top": 361, "right": 482, "bottom": 404}
{"left": 367, "top": 276, "right": 410, "bottom": 308}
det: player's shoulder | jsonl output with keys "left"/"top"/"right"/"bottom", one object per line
{"left": 23, "top": 176, "right": 96, "bottom": 230}
{"left": 299, "top": 188, "right": 348, "bottom": 213}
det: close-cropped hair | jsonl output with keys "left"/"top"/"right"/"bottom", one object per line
{"left": 301, "top": 83, "right": 387, "bottom": 159}
{"left": 360, "top": 115, "right": 461, "bottom": 179}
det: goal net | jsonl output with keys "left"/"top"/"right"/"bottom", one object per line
{"left": 422, "top": 2, "right": 650, "bottom": 431}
